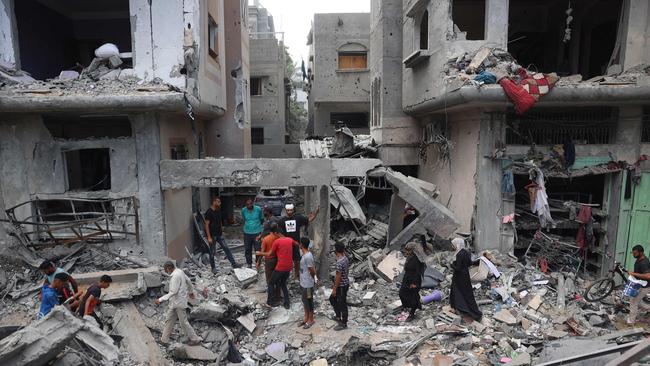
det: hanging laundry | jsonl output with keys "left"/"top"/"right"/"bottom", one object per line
{"left": 529, "top": 168, "right": 553, "bottom": 228}
{"left": 501, "top": 170, "right": 515, "bottom": 194}
{"left": 576, "top": 205, "right": 595, "bottom": 254}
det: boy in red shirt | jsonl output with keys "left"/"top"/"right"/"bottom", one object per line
{"left": 257, "top": 236, "right": 294, "bottom": 309}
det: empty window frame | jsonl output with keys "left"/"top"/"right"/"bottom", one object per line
{"left": 330, "top": 112, "right": 369, "bottom": 129}
{"left": 208, "top": 14, "right": 219, "bottom": 59}
{"left": 251, "top": 128, "right": 264, "bottom": 144}
{"left": 452, "top": 0, "right": 486, "bottom": 40}
{"left": 505, "top": 107, "right": 617, "bottom": 145}
{"left": 65, "top": 148, "right": 111, "bottom": 191}
{"left": 250, "top": 77, "right": 263, "bottom": 96}
{"left": 170, "top": 143, "right": 189, "bottom": 160}
{"left": 43, "top": 115, "right": 132, "bottom": 140}
{"left": 419, "top": 10, "right": 429, "bottom": 50}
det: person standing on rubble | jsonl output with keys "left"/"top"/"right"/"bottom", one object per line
{"left": 330, "top": 242, "right": 349, "bottom": 331}
{"left": 155, "top": 261, "right": 202, "bottom": 345}
{"left": 279, "top": 204, "right": 320, "bottom": 280}
{"left": 38, "top": 272, "right": 70, "bottom": 319}
{"left": 257, "top": 233, "right": 294, "bottom": 309}
{"left": 400, "top": 242, "right": 426, "bottom": 321}
{"left": 299, "top": 237, "right": 317, "bottom": 329}
{"left": 205, "top": 197, "right": 240, "bottom": 271}
{"left": 242, "top": 198, "right": 264, "bottom": 269}
{"left": 627, "top": 244, "right": 650, "bottom": 324}
{"left": 261, "top": 223, "right": 283, "bottom": 300}
{"left": 450, "top": 238, "right": 482, "bottom": 322}
{"left": 77, "top": 275, "right": 113, "bottom": 328}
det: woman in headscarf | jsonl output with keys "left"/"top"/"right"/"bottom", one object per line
{"left": 449, "top": 238, "right": 482, "bottom": 321}
{"left": 399, "top": 242, "right": 427, "bottom": 321}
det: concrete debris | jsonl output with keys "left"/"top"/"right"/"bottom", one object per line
{"left": 265, "top": 342, "right": 287, "bottom": 361}
{"left": 233, "top": 268, "right": 258, "bottom": 287}
{"left": 310, "top": 359, "right": 328, "bottom": 366}
{"left": 377, "top": 251, "right": 406, "bottom": 281}
{"left": 237, "top": 313, "right": 256, "bottom": 333}
{"left": 171, "top": 344, "right": 218, "bottom": 361}
{"left": 190, "top": 301, "right": 228, "bottom": 322}
{"left": 0, "top": 307, "right": 117, "bottom": 366}
{"left": 362, "top": 291, "right": 376, "bottom": 305}
{"left": 494, "top": 309, "right": 518, "bottom": 325}
{"left": 329, "top": 185, "right": 367, "bottom": 224}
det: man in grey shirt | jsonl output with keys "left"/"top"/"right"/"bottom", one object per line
{"left": 299, "top": 237, "right": 316, "bottom": 329}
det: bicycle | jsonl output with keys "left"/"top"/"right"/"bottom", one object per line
{"left": 584, "top": 261, "right": 628, "bottom": 302}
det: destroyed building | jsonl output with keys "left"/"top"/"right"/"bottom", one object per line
{"left": 306, "top": 13, "right": 372, "bottom": 136}
{"left": 363, "top": 0, "right": 650, "bottom": 273}
{"left": 248, "top": 1, "right": 296, "bottom": 158}
{"left": 0, "top": 0, "right": 252, "bottom": 260}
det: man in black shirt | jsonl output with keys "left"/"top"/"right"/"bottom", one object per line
{"left": 279, "top": 204, "right": 319, "bottom": 279}
{"left": 204, "top": 197, "right": 239, "bottom": 272}
{"left": 628, "top": 244, "right": 650, "bottom": 324}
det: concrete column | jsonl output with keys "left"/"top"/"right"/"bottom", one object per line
{"left": 129, "top": 0, "right": 154, "bottom": 81}
{"left": 474, "top": 111, "right": 505, "bottom": 252}
{"left": 310, "top": 185, "right": 331, "bottom": 282}
{"left": 386, "top": 193, "right": 406, "bottom": 245}
{"left": 132, "top": 113, "right": 166, "bottom": 258}
{"left": 485, "top": 0, "right": 509, "bottom": 48}
{"left": 0, "top": 0, "right": 19, "bottom": 67}
{"left": 621, "top": 0, "right": 650, "bottom": 70}
{"left": 616, "top": 106, "right": 642, "bottom": 162}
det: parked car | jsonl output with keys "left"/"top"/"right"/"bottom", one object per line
{"left": 255, "top": 187, "right": 293, "bottom": 216}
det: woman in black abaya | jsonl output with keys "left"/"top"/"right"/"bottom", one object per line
{"left": 449, "top": 238, "right": 482, "bottom": 321}
{"left": 399, "top": 242, "right": 426, "bottom": 321}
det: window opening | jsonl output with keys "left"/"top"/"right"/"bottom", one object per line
{"left": 208, "top": 14, "right": 219, "bottom": 59}
{"left": 338, "top": 52, "right": 367, "bottom": 70}
{"left": 419, "top": 10, "right": 429, "bottom": 50}
{"left": 252, "top": 128, "right": 264, "bottom": 144}
{"left": 250, "top": 77, "right": 262, "bottom": 96}
{"left": 65, "top": 148, "right": 111, "bottom": 191}
{"left": 43, "top": 115, "right": 132, "bottom": 139}
{"left": 452, "top": 0, "right": 486, "bottom": 40}
{"left": 330, "top": 112, "right": 369, "bottom": 129}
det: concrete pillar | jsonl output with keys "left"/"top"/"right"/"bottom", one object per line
{"left": 310, "top": 185, "right": 331, "bottom": 282}
{"left": 485, "top": 0, "right": 509, "bottom": 48}
{"left": 386, "top": 193, "right": 406, "bottom": 245}
{"left": 474, "top": 111, "right": 506, "bottom": 252}
{"left": 132, "top": 113, "right": 166, "bottom": 258}
{"left": 0, "top": 0, "right": 19, "bottom": 67}
{"left": 616, "top": 106, "right": 642, "bottom": 162}
{"left": 129, "top": 0, "right": 154, "bottom": 81}
{"left": 621, "top": 0, "right": 650, "bottom": 70}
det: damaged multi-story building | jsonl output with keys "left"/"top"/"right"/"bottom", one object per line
{"left": 367, "top": 0, "right": 650, "bottom": 273}
{"left": 306, "top": 13, "right": 371, "bottom": 136}
{"left": 0, "top": 0, "right": 252, "bottom": 260}
{"left": 248, "top": 1, "right": 295, "bottom": 157}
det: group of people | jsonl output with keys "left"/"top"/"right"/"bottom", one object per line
{"left": 37, "top": 260, "right": 112, "bottom": 327}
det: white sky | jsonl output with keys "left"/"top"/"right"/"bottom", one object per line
{"left": 258, "top": 0, "right": 370, "bottom": 69}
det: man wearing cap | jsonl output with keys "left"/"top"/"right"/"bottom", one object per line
{"left": 279, "top": 204, "right": 320, "bottom": 279}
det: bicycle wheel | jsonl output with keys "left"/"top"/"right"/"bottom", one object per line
{"left": 585, "top": 278, "right": 615, "bottom": 302}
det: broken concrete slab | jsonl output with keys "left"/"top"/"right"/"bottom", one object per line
{"left": 237, "top": 313, "right": 256, "bottom": 333}
{"left": 112, "top": 301, "right": 168, "bottom": 366}
{"left": 233, "top": 268, "right": 258, "bottom": 287}
{"left": 190, "top": 302, "right": 228, "bottom": 322}
{"left": 74, "top": 267, "right": 159, "bottom": 302}
{"left": 171, "top": 344, "right": 218, "bottom": 361}
{"left": 372, "top": 168, "right": 459, "bottom": 249}
{"left": 0, "top": 306, "right": 118, "bottom": 366}
{"left": 52, "top": 353, "right": 84, "bottom": 366}
{"left": 0, "top": 307, "right": 81, "bottom": 366}
{"left": 330, "top": 185, "right": 366, "bottom": 224}
{"left": 527, "top": 294, "right": 542, "bottom": 310}
{"left": 362, "top": 291, "right": 376, "bottom": 306}
{"left": 508, "top": 352, "right": 531, "bottom": 366}
{"left": 265, "top": 342, "right": 287, "bottom": 361}
{"left": 494, "top": 309, "right": 518, "bottom": 325}
{"left": 377, "top": 251, "right": 406, "bottom": 281}
{"left": 386, "top": 299, "right": 403, "bottom": 313}
{"left": 545, "top": 330, "right": 568, "bottom": 340}
{"left": 310, "top": 359, "right": 328, "bottom": 366}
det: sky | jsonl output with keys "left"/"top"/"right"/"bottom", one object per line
{"left": 258, "top": 0, "right": 370, "bottom": 69}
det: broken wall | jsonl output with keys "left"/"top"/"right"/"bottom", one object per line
{"left": 418, "top": 109, "right": 481, "bottom": 235}
{"left": 310, "top": 13, "right": 371, "bottom": 136}
{"left": 402, "top": 0, "right": 508, "bottom": 112}
{"left": 369, "top": 0, "right": 420, "bottom": 166}
{"left": 206, "top": 0, "right": 251, "bottom": 158}
{"left": 622, "top": 0, "right": 650, "bottom": 69}
{"left": 250, "top": 37, "right": 286, "bottom": 145}
{"left": 0, "top": 0, "right": 18, "bottom": 66}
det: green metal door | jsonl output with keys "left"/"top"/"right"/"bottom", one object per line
{"left": 616, "top": 172, "right": 650, "bottom": 270}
